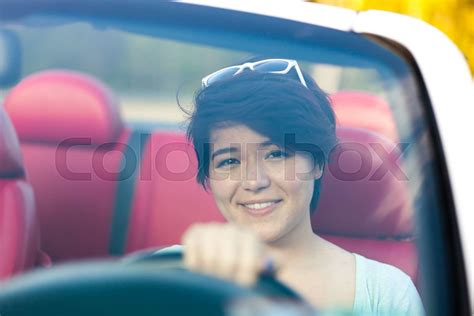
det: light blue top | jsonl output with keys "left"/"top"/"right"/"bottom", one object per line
{"left": 155, "top": 246, "right": 424, "bottom": 315}
{"left": 352, "top": 253, "right": 424, "bottom": 315}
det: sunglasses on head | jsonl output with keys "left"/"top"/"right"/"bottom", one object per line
{"left": 201, "top": 59, "right": 308, "bottom": 88}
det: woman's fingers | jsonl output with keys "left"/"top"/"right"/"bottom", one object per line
{"left": 214, "top": 225, "right": 239, "bottom": 279}
{"left": 235, "top": 230, "right": 261, "bottom": 286}
{"left": 199, "top": 224, "right": 220, "bottom": 274}
{"left": 182, "top": 224, "right": 199, "bottom": 271}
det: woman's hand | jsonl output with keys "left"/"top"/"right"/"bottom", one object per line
{"left": 181, "top": 222, "right": 270, "bottom": 286}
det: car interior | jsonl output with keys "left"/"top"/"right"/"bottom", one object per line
{"left": 0, "top": 104, "right": 40, "bottom": 280}
{"left": 1, "top": 68, "right": 418, "bottom": 284}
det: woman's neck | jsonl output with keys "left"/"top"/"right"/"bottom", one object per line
{"left": 266, "top": 216, "right": 323, "bottom": 268}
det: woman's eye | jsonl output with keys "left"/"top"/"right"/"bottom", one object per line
{"left": 266, "top": 150, "right": 289, "bottom": 159}
{"left": 216, "top": 158, "right": 240, "bottom": 168}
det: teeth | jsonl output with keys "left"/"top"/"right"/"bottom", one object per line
{"left": 244, "top": 202, "right": 275, "bottom": 210}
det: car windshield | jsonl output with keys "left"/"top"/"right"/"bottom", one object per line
{"left": 0, "top": 5, "right": 450, "bottom": 315}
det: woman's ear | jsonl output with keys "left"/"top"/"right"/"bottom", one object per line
{"left": 300, "top": 154, "right": 323, "bottom": 181}
{"left": 312, "top": 161, "right": 324, "bottom": 180}
{"left": 204, "top": 178, "right": 212, "bottom": 193}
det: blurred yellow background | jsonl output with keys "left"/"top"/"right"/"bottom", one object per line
{"left": 311, "top": 0, "right": 474, "bottom": 76}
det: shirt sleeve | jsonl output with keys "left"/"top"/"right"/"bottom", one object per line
{"left": 374, "top": 263, "right": 425, "bottom": 316}
{"left": 353, "top": 254, "right": 425, "bottom": 316}
{"left": 390, "top": 276, "right": 425, "bottom": 316}
{"left": 153, "top": 244, "right": 184, "bottom": 254}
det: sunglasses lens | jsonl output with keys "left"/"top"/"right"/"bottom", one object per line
{"left": 206, "top": 66, "right": 240, "bottom": 86}
{"left": 253, "top": 60, "right": 289, "bottom": 72}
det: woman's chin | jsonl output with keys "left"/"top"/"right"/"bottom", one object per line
{"left": 251, "top": 225, "right": 285, "bottom": 243}
{"left": 230, "top": 214, "right": 287, "bottom": 242}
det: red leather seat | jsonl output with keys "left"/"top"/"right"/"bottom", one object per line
{"left": 126, "top": 127, "right": 417, "bottom": 285}
{"left": 330, "top": 91, "right": 399, "bottom": 143}
{"left": 4, "top": 70, "right": 130, "bottom": 262}
{"left": 0, "top": 107, "right": 40, "bottom": 280}
{"left": 313, "top": 127, "right": 417, "bottom": 282}
{"left": 126, "top": 132, "right": 225, "bottom": 252}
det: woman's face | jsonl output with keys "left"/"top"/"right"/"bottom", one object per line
{"left": 208, "top": 124, "right": 322, "bottom": 242}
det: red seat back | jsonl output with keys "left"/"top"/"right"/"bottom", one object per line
{"left": 0, "top": 107, "right": 40, "bottom": 280}
{"left": 4, "top": 70, "right": 129, "bottom": 262}
{"left": 314, "top": 127, "right": 417, "bottom": 282}
{"left": 126, "top": 132, "right": 225, "bottom": 252}
{"left": 330, "top": 91, "right": 399, "bottom": 143}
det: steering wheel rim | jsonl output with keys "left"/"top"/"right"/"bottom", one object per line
{"left": 0, "top": 261, "right": 257, "bottom": 316}
{"left": 0, "top": 250, "right": 302, "bottom": 316}
{"left": 123, "top": 248, "right": 302, "bottom": 299}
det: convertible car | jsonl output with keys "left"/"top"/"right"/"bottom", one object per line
{"left": 0, "top": 0, "right": 472, "bottom": 315}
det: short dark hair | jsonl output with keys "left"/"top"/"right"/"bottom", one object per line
{"left": 186, "top": 70, "right": 337, "bottom": 213}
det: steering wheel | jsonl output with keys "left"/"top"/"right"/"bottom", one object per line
{"left": 0, "top": 249, "right": 303, "bottom": 316}
{"left": 123, "top": 248, "right": 302, "bottom": 299}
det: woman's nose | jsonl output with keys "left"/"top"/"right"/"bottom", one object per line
{"left": 241, "top": 158, "right": 270, "bottom": 191}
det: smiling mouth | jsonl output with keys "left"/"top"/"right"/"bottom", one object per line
{"left": 239, "top": 200, "right": 282, "bottom": 216}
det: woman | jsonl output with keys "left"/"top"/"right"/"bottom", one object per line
{"left": 174, "top": 59, "right": 424, "bottom": 314}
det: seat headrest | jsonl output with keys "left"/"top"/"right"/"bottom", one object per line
{"left": 313, "top": 127, "right": 412, "bottom": 238}
{"left": 4, "top": 70, "right": 124, "bottom": 145}
{"left": 0, "top": 108, "right": 24, "bottom": 178}
{"left": 330, "top": 91, "right": 399, "bottom": 143}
